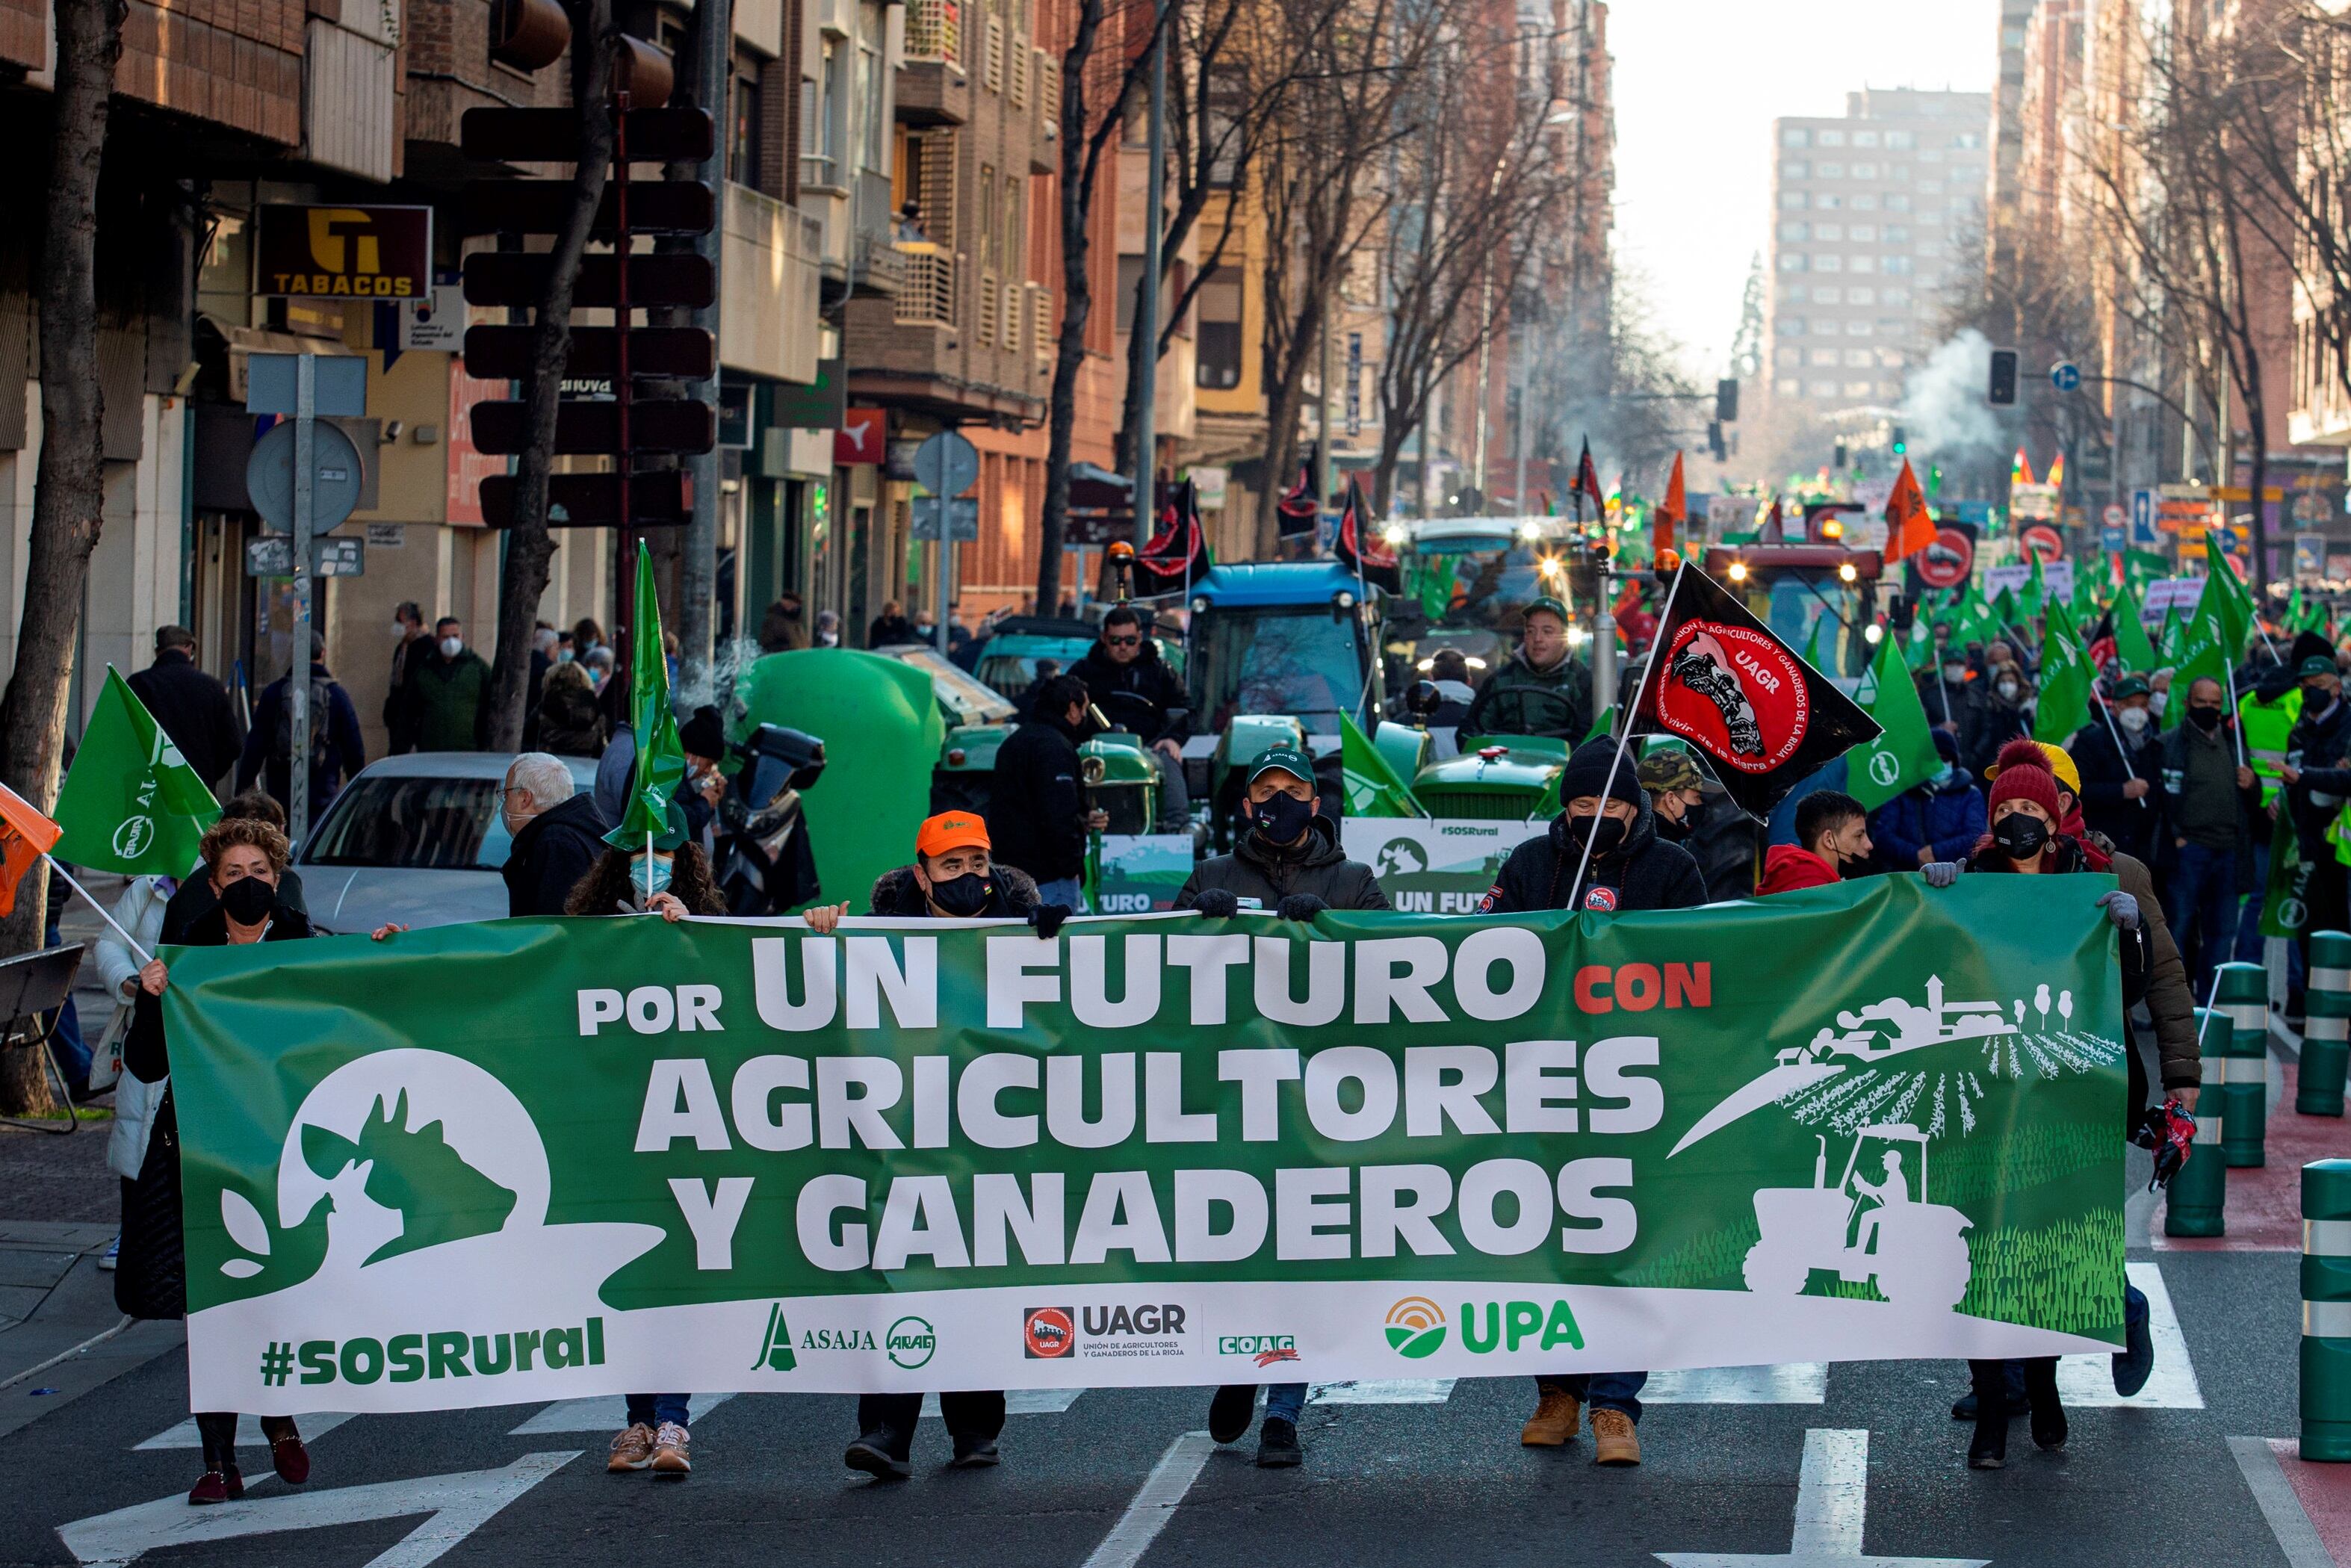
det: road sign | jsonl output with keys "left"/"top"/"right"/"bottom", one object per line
{"left": 2102, "top": 502, "right": 2125, "bottom": 529}
{"left": 914, "top": 429, "right": 980, "bottom": 498}
{"left": 244, "top": 536, "right": 363, "bottom": 577}
{"left": 2101, "top": 525, "right": 2126, "bottom": 553}
{"left": 2051, "top": 361, "right": 2082, "bottom": 392}
{"left": 2019, "top": 522, "right": 2066, "bottom": 563}
{"left": 1911, "top": 523, "right": 1976, "bottom": 592}
{"left": 2130, "top": 489, "right": 2158, "bottom": 545}
{"left": 246, "top": 354, "right": 367, "bottom": 417}
{"left": 910, "top": 497, "right": 980, "bottom": 541}
{"left": 245, "top": 418, "right": 365, "bottom": 536}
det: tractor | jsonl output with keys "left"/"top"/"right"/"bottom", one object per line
{"left": 1741, "top": 1123, "right": 1971, "bottom": 1310}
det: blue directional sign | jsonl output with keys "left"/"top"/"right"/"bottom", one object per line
{"left": 2130, "top": 488, "right": 2158, "bottom": 545}
{"left": 2050, "top": 361, "right": 2082, "bottom": 392}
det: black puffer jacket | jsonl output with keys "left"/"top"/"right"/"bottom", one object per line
{"left": 1071, "top": 640, "right": 1190, "bottom": 748}
{"left": 1480, "top": 788, "right": 1709, "bottom": 914}
{"left": 1174, "top": 815, "right": 1389, "bottom": 911}
{"left": 869, "top": 862, "right": 1041, "bottom": 918}
{"left": 504, "top": 791, "right": 613, "bottom": 917}
{"left": 986, "top": 715, "right": 1090, "bottom": 884}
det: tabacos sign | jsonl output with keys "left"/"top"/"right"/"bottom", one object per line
{"left": 256, "top": 205, "right": 433, "bottom": 299}
{"left": 1384, "top": 1295, "right": 1585, "bottom": 1360}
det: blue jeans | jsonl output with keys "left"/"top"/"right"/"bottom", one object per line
{"left": 2169, "top": 843, "right": 2240, "bottom": 1002}
{"left": 1264, "top": 1382, "right": 1306, "bottom": 1425}
{"left": 1033, "top": 876, "right": 1083, "bottom": 911}
{"left": 1536, "top": 1371, "right": 1646, "bottom": 1424}
{"left": 626, "top": 1393, "right": 689, "bottom": 1429}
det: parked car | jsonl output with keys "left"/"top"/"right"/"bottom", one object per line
{"left": 296, "top": 752, "right": 600, "bottom": 932}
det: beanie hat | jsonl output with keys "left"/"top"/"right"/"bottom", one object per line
{"left": 1986, "top": 736, "right": 2079, "bottom": 796}
{"left": 1930, "top": 727, "right": 1961, "bottom": 766}
{"left": 1560, "top": 738, "right": 1647, "bottom": 808}
{"left": 1985, "top": 745, "right": 2062, "bottom": 822}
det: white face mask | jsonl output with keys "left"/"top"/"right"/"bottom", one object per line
{"left": 439, "top": 636, "right": 463, "bottom": 659}
{"left": 393, "top": 621, "right": 410, "bottom": 638}
{"left": 1942, "top": 663, "right": 1966, "bottom": 682}
{"left": 2117, "top": 706, "right": 2150, "bottom": 734}
{"left": 1996, "top": 681, "right": 2020, "bottom": 701}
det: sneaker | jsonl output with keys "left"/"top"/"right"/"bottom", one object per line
{"left": 607, "top": 1422, "right": 655, "bottom": 1473}
{"left": 187, "top": 1468, "right": 244, "bottom": 1506}
{"left": 950, "top": 1431, "right": 1001, "bottom": 1468}
{"left": 845, "top": 1431, "right": 911, "bottom": 1481}
{"left": 1520, "top": 1388, "right": 1581, "bottom": 1446}
{"left": 1255, "top": 1417, "right": 1301, "bottom": 1468}
{"left": 2112, "top": 1285, "right": 2154, "bottom": 1397}
{"left": 1590, "top": 1408, "right": 1641, "bottom": 1466}
{"left": 1208, "top": 1383, "right": 1258, "bottom": 1445}
{"left": 97, "top": 1235, "right": 117, "bottom": 1272}
{"left": 650, "top": 1422, "right": 691, "bottom": 1477}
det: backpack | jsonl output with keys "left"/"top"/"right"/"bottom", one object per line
{"left": 273, "top": 676, "right": 337, "bottom": 777}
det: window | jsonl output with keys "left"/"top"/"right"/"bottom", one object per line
{"left": 1776, "top": 376, "right": 1801, "bottom": 394}
{"left": 1920, "top": 149, "right": 1943, "bottom": 164}
{"left": 1852, "top": 162, "right": 1877, "bottom": 179}
{"left": 805, "top": 38, "right": 843, "bottom": 185}
{"left": 1845, "top": 320, "right": 1872, "bottom": 337}
{"left": 1782, "top": 161, "right": 1809, "bottom": 179}
{"left": 1775, "top": 316, "right": 1806, "bottom": 335}
{"left": 1951, "top": 131, "right": 1982, "bottom": 149}
{"left": 1778, "top": 252, "right": 1808, "bottom": 272}
{"left": 1205, "top": 66, "right": 1245, "bottom": 187}
{"left": 1886, "top": 129, "right": 1914, "bottom": 149}
{"left": 1812, "top": 223, "right": 1840, "bottom": 241}
{"left": 1882, "top": 224, "right": 1909, "bottom": 243}
{"left": 858, "top": 4, "right": 887, "bottom": 174}
{"left": 1780, "top": 190, "right": 1809, "bottom": 210}
{"left": 1809, "top": 379, "right": 1839, "bottom": 397}
{"left": 1853, "top": 129, "right": 1880, "bottom": 147}
{"left": 1849, "top": 254, "right": 1875, "bottom": 273}
{"left": 1845, "top": 348, "right": 1873, "bottom": 365}
{"left": 1889, "top": 164, "right": 1909, "bottom": 181}
{"left": 731, "top": 72, "right": 761, "bottom": 186}
{"left": 1918, "top": 182, "right": 1942, "bottom": 195}
{"left": 1815, "top": 254, "right": 1842, "bottom": 273}
{"left": 1782, "top": 127, "right": 1811, "bottom": 146}
{"left": 1812, "top": 286, "right": 1840, "bottom": 304}
{"left": 1881, "top": 288, "right": 1910, "bottom": 306}
{"left": 1816, "top": 161, "right": 1844, "bottom": 179}
{"left": 1778, "top": 221, "right": 1809, "bottom": 241}
{"left": 1877, "top": 348, "right": 1906, "bottom": 368}
{"left": 1779, "top": 285, "right": 1806, "bottom": 302}
{"left": 1844, "top": 380, "right": 1873, "bottom": 397}
{"left": 1847, "top": 223, "right": 1874, "bottom": 241}
{"left": 1877, "top": 379, "right": 1904, "bottom": 398}
{"left": 1810, "top": 348, "right": 1839, "bottom": 366}
{"left": 1886, "top": 193, "right": 1911, "bottom": 212}
{"left": 1818, "top": 128, "right": 1845, "bottom": 147}
{"left": 1775, "top": 349, "right": 1800, "bottom": 369}
{"left": 1195, "top": 267, "right": 1242, "bottom": 388}
{"left": 1883, "top": 256, "right": 1914, "bottom": 274}
{"left": 1850, "top": 193, "right": 1877, "bottom": 211}
{"left": 1815, "top": 193, "right": 1842, "bottom": 210}
{"left": 1846, "top": 286, "right": 1873, "bottom": 304}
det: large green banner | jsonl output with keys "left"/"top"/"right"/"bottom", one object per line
{"left": 164, "top": 876, "right": 2128, "bottom": 1416}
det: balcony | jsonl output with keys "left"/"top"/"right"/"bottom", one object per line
{"left": 905, "top": 0, "right": 960, "bottom": 62}
{"left": 721, "top": 182, "right": 823, "bottom": 385}
{"left": 899, "top": 0, "right": 969, "bottom": 125}
{"left": 893, "top": 244, "right": 957, "bottom": 327}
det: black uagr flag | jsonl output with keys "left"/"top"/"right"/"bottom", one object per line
{"left": 1332, "top": 475, "right": 1398, "bottom": 593}
{"left": 1133, "top": 478, "right": 1210, "bottom": 595}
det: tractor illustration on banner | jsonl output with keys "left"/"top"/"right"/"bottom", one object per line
{"left": 1740, "top": 1122, "right": 1972, "bottom": 1310}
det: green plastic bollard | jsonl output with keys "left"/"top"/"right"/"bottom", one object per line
{"left": 2214, "top": 961, "right": 2270, "bottom": 1168}
{"left": 2302, "top": 1159, "right": 2351, "bottom": 1461}
{"left": 2165, "top": 1008, "right": 2228, "bottom": 1237}
{"left": 2303, "top": 932, "right": 2351, "bottom": 1118}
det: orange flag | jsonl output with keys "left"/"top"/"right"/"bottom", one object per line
{"left": 1654, "top": 450, "right": 1686, "bottom": 563}
{"left": 0, "top": 780, "right": 59, "bottom": 920}
{"left": 1884, "top": 457, "right": 1936, "bottom": 563}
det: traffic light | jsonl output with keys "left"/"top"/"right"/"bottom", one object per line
{"left": 1707, "top": 421, "right": 1726, "bottom": 461}
{"left": 1715, "top": 378, "right": 1739, "bottom": 423}
{"left": 1988, "top": 348, "right": 2019, "bottom": 406}
{"left": 1891, "top": 425, "right": 1907, "bottom": 456}
{"left": 1833, "top": 440, "right": 1847, "bottom": 470}
{"left": 459, "top": 94, "right": 717, "bottom": 530}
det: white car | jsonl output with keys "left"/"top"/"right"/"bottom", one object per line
{"left": 295, "top": 752, "right": 602, "bottom": 933}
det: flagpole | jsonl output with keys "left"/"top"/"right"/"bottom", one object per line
{"left": 2222, "top": 646, "right": 2249, "bottom": 769}
{"left": 42, "top": 856, "right": 152, "bottom": 970}
{"left": 1565, "top": 563, "right": 1688, "bottom": 912}
{"left": 2092, "top": 690, "right": 2151, "bottom": 812}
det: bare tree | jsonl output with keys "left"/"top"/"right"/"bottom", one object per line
{"left": 0, "top": 0, "right": 127, "bottom": 1112}
{"left": 486, "top": 0, "right": 619, "bottom": 749}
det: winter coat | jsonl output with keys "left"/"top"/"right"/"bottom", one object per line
{"left": 1756, "top": 844, "right": 1840, "bottom": 896}
{"left": 1868, "top": 772, "right": 1987, "bottom": 871}
{"left": 869, "top": 862, "right": 1040, "bottom": 919}
{"left": 535, "top": 678, "right": 607, "bottom": 758}
{"left": 2066, "top": 717, "right": 2160, "bottom": 865}
{"left": 1071, "top": 641, "right": 1192, "bottom": 748}
{"left": 235, "top": 662, "right": 366, "bottom": 825}
{"left": 126, "top": 651, "right": 240, "bottom": 790}
{"left": 1174, "top": 814, "right": 1390, "bottom": 912}
{"left": 986, "top": 715, "right": 1091, "bottom": 884}
{"left": 161, "top": 866, "right": 309, "bottom": 944}
{"left": 1913, "top": 668, "right": 1971, "bottom": 732}
{"left": 504, "top": 792, "right": 614, "bottom": 917}
{"left": 2155, "top": 719, "right": 2262, "bottom": 890}
{"left": 1461, "top": 649, "right": 1592, "bottom": 742}
{"left": 1960, "top": 682, "right": 2033, "bottom": 775}
{"left": 759, "top": 600, "right": 808, "bottom": 653}
{"left": 96, "top": 875, "right": 173, "bottom": 1182}
{"left": 867, "top": 613, "right": 917, "bottom": 648}
{"left": 1480, "top": 789, "right": 1709, "bottom": 914}
{"left": 2287, "top": 695, "right": 2351, "bottom": 860}
{"left": 409, "top": 649, "right": 492, "bottom": 752}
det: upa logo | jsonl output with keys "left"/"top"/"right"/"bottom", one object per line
{"left": 885, "top": 1316, "right": 936, "bottom": 1370}
{"left": 1384, "top": 1298, "right": 1447, "bottom": 1360}
{"left": 1022, "top": 1306, "right": 1076, "bottom": 1358}
{"left": 1658, "top": 622, "right": 1811, "bottom": 774}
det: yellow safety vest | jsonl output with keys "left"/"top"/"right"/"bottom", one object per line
{"left": 2238, "top": 687, "right": 2302, "bottom": 808}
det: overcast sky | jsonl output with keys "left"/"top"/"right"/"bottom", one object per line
{"left": 1608, "top": 0, "right": 2002, "bottom": 377}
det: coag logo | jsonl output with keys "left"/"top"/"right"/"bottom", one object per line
{"left": 1218, "top": 1333, "right": 1298, "bottom": 1366}
{"left": 1384, "top": 1298, "right": 1447, "bottom": 1359}
{"left": 885, "top": 1315, "right": 935, "bottom": 1369}
{"left": 1023, "top": 1306, "right": 1075, "bottom": 1358}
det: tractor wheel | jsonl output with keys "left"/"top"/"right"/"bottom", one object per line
{"left": 1742, "top": 1240, "right": 1810, "bottom": 1295}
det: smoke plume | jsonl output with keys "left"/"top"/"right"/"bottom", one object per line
{"left": 1901, "top": 329, "right": 2004, "bottom": 456}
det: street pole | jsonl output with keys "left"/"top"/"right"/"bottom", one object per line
{"left": 1592, "top": 567, "right": 1617, "bottom": 725}
{"left": 290, "top": 353, "right": 315, "bottom": 848}
{"left": 1416, "top": 402, "right": 1431, "bottom": 520}
{"left": 680, "top": 0, "right": 733, "bottom": 681}
{"left": 1317, "top": 307, "right": 1334, "bottom": 528}
{"left": 1132, "top": 0, "right": 1167, "bottom": 552}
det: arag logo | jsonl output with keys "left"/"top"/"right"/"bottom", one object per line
{"left": 1384, "top": 1298, "right": 1447, "bottom": 1360}
{"left": 1023, "top": 1306, "right": 1076, "bottom": 1359}
{"left": 885, "top": 1316, "right": 935, "bottom": 1370}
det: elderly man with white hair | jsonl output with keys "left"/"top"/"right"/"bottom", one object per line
{"left": 499, "top": 752, "right": 613, "bottom": 917}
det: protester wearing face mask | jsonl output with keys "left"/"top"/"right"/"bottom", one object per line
{"left": 985, "top": 674, "right": 1109, "bottom": 908}
{"left": 2153, "top": 677, "right": 2266, "bottom": 992}
{"left": 500, "top": 752, "right": 611, "bottom": 917}
{"left": 2279, "top": 653, "right": 2351, "bottom": 949}
{"left": 1759, "top": 790, "right": 1874, "bottom": 892}
{"left": 2064, "top": 675, "right": 2159, "bottom": 865}
{"left": 1637, "top": 747, "right": 1709, "bottom": 847}
{"left": 1962, "top": 658, "right": 2034, "bottom": 776}
{"left": 1868, "top": 728, "right": 1986, "bottom": 872}
{"left": 1475, "top": 736, "right": 1705, "bottom": 1468}
{"left": 1915, "top": 638, "right": 1971, "bottom": 735}
{"left": 804, "top": 812, "right": 1056, "bottom": 1480}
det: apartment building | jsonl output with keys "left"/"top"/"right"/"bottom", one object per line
{"left": 1765, "top": 87, "right": 1990, "bottom": 419}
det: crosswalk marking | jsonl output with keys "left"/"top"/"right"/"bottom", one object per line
{"left": 1079, "top": 1432, "right": 1213, "bottom": 1568}
{"left": 1654, "top": 1428, "right": 1989, "bottom": 1567}
{"left": 1645, "top": 1365, "right": 1827, "bottom": 1404}
{"left": 507, "top": 1393, "right": 737, "bottom": 1435}
{"left": 2055, "top": 1260, "right": 2202, "bottom": 1409}
{"left": 135, "top": 1412, "right": 356, "bottom": 1451}
{"left": 924, "top": 1389, "right": 1082, "bottom": 1416}
{"left": 1307, "top": 1378, "right": 1455, "bottom": 1404}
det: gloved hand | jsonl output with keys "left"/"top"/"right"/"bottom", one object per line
{"left": 1275, "top": 892, "right": 1328, "bottom": 922}
{"left": 1192, "top": 887, "right": 1240, "bottom": 919}
{"left": 2132, "top": 1099, "right": 2196, "bottom": 1190}
{"left": 1027, "top": 903, "right": 1071, "bottom": 940}
{"left": 1921, "top": 861, "right": 1963, "bottom": 889}
{"left": 2096, "top": 889, "right": 2140, "bottom": 932}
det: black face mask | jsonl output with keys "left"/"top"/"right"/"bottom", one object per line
{"left": 1250, "top": 790, "right": 1316, "bottom": 845}
{"left": 1567, "top": 813, "right": 1628, "bottom": 855}
{"left": 926, "top": 872, "right": 993, "bottom": 917}
{"left": 2187, "top": 704, "right": 2223, "bottom": 733}
{"left": 1992, "top": 814, "right": 2049, "bottom": 861}
{"left": 217, "top": 875, "right": 276, "bottom": 925}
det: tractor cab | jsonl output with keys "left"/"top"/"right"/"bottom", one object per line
{"left": 1182, "top": 563, "right": 1384, "bottom": 815}
{"left": 1703, "top": 539, "right": 1887, "bottom": 695}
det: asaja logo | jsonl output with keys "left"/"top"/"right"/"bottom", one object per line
{"left": 111, "top": 815, "right": 153, "bottom": 859}
{"left": 749, "top": 1303, "right": 797, "bottom": 1372}
{"left": 1384, "top": 1298, "right": 1447, "bottom": 1359}
{"left": 1023, "top": 1306, "right": 1076, "bottom": 1358}
{"left": 885, "top": 1316, "right": 935, "bottom": 1369}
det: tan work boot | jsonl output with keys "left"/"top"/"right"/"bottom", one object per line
{"left": 607, "top": 1422, "right": 655, "bottom": 1473}
{"left": 1591, "top": 1407, "right": 1641, "bottom": 1466}
{"left": 1520, "top": 1387, "right": 1582, "bottom": 1446}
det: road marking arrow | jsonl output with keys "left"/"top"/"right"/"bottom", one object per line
{"left": 59, "top": 1450, "right": 577, "bottom": 1567}
{"left": 1655, "top": 1429, "right": 1988, "bottom": 1567}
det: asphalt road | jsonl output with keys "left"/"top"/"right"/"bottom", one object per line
{"left": 0, "top": 1242, "right": 2330, "bottom": 1568}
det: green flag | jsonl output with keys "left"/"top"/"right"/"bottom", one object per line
{"left": 52, "top": 666, "right": 222, "bottom": 875}
{"left": 2288, "top": 585, "right": 2306, "bottom": 634}
{"left": 2023, "top": 553, "right": 2047, "bottom": 620}
{"left": 2033, "top": 603, "right": 2095, "bottom": 745}
{"left": 1583, "top": 705, "right": 1617, "bottom": 745}
{"left": 2160, "top": 613, "right": 2231, "bottom": 731}
{"left": 1992, "top": 586, "right": 2024, "bottom": 642}
{"left": 1338, "top": 714, "right": 1425, "bottom": 818}
{"left": 2261, "top": 805, "right": 2312, "bottom": 939}
{"left": 1803, "top": 612, "right": 1835, "bottom": 678}
{"left": 607, "top": 542, "right": 687, "bottom": 852}
{"left": 2202, "top": 533, "right": 2256, "bottom": 658}
{"left": 2157, "top": 603, "right": 2183, "bottom": 664}
{"left": 1848, "top": 631, "right": 1942, "bottom": 811}
{"left": 2112, "top": 582, "right": 2160, "bottom": 674}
